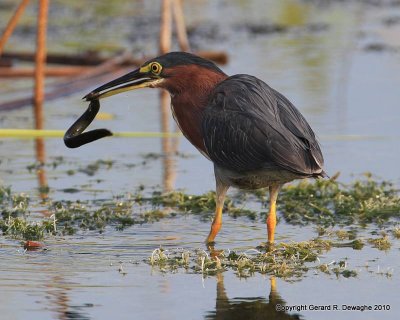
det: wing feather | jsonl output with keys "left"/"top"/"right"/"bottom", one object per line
{"left": 202, "top": 74, "right": 325, "bottom": 176}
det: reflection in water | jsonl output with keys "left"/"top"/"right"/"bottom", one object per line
{"left": 205, "top": 274, "right": 302, "bottom": 320}
{"left": 46, "top": 275, "right": 91, "bottom": 320}
{"left": 271, "top": 0, "right": 361, "bottom": 119}
{"left": 277, "top": 1, "right": 330, "bottom": 115}
{"left": 35, "top": 137, "right": 49, "bottom": 200}
{"left": 160, "top": 89, "right": 179, "bottom": 192}
{"left": 278, "top": 0, "right": 309, "bottom": 27}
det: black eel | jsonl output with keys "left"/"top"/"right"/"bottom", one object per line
{"left": 64, "top": 99, "right": 112, "bottom": 148}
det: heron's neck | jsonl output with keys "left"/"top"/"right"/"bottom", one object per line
{"left": 165, "top": 68, "right": 227, "bottom": 153}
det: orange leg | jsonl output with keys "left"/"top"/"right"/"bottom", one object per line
{"left": 269, "top": 276, "right": 280, "bottom": 306}
{"left": 206, "top": 181, "right": 229, "bottom": 244}
{"left": 270, "top": 276, "right": 277, "bottom": 293}
{"left": 266, "top": 185, "right": 280, "bottom": 243}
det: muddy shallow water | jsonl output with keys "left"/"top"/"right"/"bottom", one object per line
{"left": 1, "top": 0, "right": 400, "bottom": 319}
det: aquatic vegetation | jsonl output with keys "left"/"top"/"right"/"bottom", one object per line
{"left": 367, "top": 236, "right": 391, "bottom": 251}
{"left": 0, "top": 175, "right": 399, "bottom": 256}
{"left": 319, "top": 260, "right": 358, "bottom": 278}
{"left": 149, "top": 190, "right": 256, "bottom": 219}
{"left": 78, "top": 159, "right": 114, "bottom": 176}
{"left": 314, "top": 227, "right": 364, "bottom": 249}
{"left": 26, "top": 156, "right": 66, "bottom": 173}
{"left": 150, "top": 190, "right": 217, "bottom": 213}
{"left": 348, "top": 239, "right": 364, "bottom": 250}
{"left": 334, "top": 230, "right": 354, "bottom": 240}
{"left": 149, "top": 248, "right": 191, "bottom": 272}
{"left": 278, "top": 174, "right": 400, "bottom": 226}
{"left": 0, "top": 186, "right": 51, "bottom": 241}
{"left": 0, "top": 216, "right": 56, "bottom": 241}
{"left": 146, "top": 240, "right": 361, "bottom": 279}
{"left": 0, "top": 186, "right": 30, "bottom": 217}
{"left": 141, "top": 151, "right": 194, "bottom": 161}
{"left": 392, "top": 227, "right": 400, "bottom": 239}
{"left": 51, "top": 198, "right": 137, "bottom": 234}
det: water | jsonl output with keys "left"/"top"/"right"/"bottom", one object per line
{"left": 1, "top": 0, "right": 399, "bottom": 319}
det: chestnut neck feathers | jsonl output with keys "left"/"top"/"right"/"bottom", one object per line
{"left": 159, "top": 64, "right": 228, "bottom": 153}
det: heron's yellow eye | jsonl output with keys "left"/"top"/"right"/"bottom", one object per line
{"left": 150, "top": 62, "right": 162, "bottom": 75}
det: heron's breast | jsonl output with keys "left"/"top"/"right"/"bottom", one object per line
{"left": 170, "top": 103, "right": 210, "bottom": 158}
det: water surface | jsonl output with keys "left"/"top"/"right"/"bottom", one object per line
{"left": 0, "top": 0, "right": 399, "bottom": 319}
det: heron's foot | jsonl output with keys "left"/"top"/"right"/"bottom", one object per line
{"left": 257, "top": 241, "right": 275, "bottom": 252}
{"left": 206, "top": 243, "right": 224, "bottom": 259}
{"left": 205, "top": 239, "right": 216, "bottom": 248}
{"left": 265, "top": 241, "right": 275, "bottom": 252}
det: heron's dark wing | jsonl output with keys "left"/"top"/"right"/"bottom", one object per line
{"left": 273, "top": 89, "right": 324, "bottom": 170}
{"left": 202, "top": 74, "right": 325, "bottom": 176}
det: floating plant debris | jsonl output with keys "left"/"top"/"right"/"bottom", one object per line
{"left": 277, "top": 174, "right": 400, "bottom": 226}
{"left": 367, "top": 236, "right": 391, "bottom": 251}
{"left": 0, "top": 175, "right": 399, "bottom": 278}
{"left": 145, "top": 240, "right": 361, "bottom": 280}
{"left": 1, "top": 175, "right": 400, "bottom": 239}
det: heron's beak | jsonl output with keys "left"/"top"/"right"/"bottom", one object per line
{"left": 83, "top": 68, "right": 163, "bottom": 101}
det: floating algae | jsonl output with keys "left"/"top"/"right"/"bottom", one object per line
{"left": 145, "top": 240, "right": 360, "bottom": 280}
{"left": 1, "top": 175, "right": 400, "bottom": 240}
{"left": 1, "top": 175, "right": 399, "bottom": 280}
{"left": 0, "top": 175, "right": 399, "bottom": 279}
{"left": 277, "top": 175, "right": 400, "bottom": 226}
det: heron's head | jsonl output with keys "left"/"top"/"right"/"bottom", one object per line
{"left": 84, "top": 52, "right": 226, "bottom": 100}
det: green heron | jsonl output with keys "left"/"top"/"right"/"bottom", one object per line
{"left": 84, "top": 52, "right": 326, "bottom": 244}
